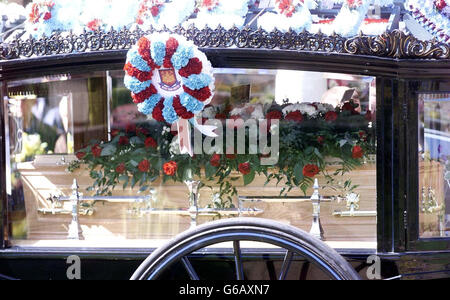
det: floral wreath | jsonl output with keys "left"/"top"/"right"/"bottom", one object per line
{"left": 124, "top": 33, "right": 216, "bottom": 155}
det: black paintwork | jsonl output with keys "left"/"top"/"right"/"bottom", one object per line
{"left": 0, "top": 48, "right": 449, "bottom": 280}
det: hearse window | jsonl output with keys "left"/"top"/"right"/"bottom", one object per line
{"left": 3, "top": 68, "right": 377, "bottom": 249}
{"left": 418, "top": 93, "right": 450, "bottom": 238}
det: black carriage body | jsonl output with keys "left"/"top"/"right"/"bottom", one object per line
{"left": 0, "top": 27, "right": 449, "bottom": 280}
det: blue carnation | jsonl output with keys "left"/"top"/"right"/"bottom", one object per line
{"left": 126, "top": 48, "right": 151, "bottom": 72}
{"left": 162, "top": 97, "right": 179, "bottom": 124}
{"left": 124, "top": 75, "right": 152, "bottom": 94}
{"left": 137, "top": 94, "right": 161, "bottom": 115}
{"left": 179, "top": 93, "right": 205, "bottom": 113}
{"left": 183, "top": 74, "right": 212, "bottom": 90}
{"left": 171, "top": 44, "right": 194, "bottom": 70}
{"left": 151, "top": 41, "right": 166, "bottom": 67}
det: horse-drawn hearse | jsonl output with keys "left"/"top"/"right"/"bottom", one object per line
{"left": 0, "top": 0, "right": 449, "bottom": 280}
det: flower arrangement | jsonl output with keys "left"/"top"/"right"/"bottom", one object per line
{"left": 135, "top": 0, "right": 196, "bottom": 30}
{"left": 24, "top": 0, "right": 83, "bottom": 37}
{"left": 258, "top": 0, "right": 316, "bottom": 33}
{"left": 407, "top": 0, "right": 450, "bottom": 44}
{"left": 72, "top": 99, "right": 375, "bottom": 203}
{"left": 184, "top": 0, "right": 251, "bottom": 29}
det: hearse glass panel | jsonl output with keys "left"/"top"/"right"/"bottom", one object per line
{"left": 3, "top": 68, "right": 377, "bottom": 249}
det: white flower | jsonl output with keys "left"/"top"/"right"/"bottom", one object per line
{"left": 315, "top": 103, "right": 335, "bottom": 113}
{"left": 250, "top": 105, "right": 265, "bottom": 120}
{"left": 283, "top": 103, "right": 318, "bottom": 117}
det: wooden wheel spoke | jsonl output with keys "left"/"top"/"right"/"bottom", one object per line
{"left": 278, "top": 251, "right": 294, "bottom": 280}
{"left": 181, "top": 257, "right": 200, "bottom": 280}
{"left": 233, "top": 241, "right": 245, "bottom": 280}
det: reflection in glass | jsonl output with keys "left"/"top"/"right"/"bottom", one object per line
{"left": 3, "top": 69, "right": 377, "bottom": 248}
{"left": 419, "top": 93, "right": 450, "bottom": 238}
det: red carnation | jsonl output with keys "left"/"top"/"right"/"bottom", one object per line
{"left": 266, "top": 110, "right": 283, "bottom": 120}
{"left": 303, "top": 164, "right": 320, "bottom": 178}
{"left": 43, "top": 12, "right": 52, "bottom": 21}
{"left": 352, "top": 146, "right": 364, "bottom": 159}
{"left": 163, "top": 161, "right": 178, "bottom": 176}
{"left": 285, "top": 111, "right": 303, "bottom": 123}
{"left": 164, "top": 37, "right": 179, "bottom": 68}
{"left": 317, "top": 136, "right": 325, "bottom": 144}
{"left": 173, "top": 95, "right": 195, "bottom": 119}
{"left": 434, "top": 0, "right": 447, "bottom": 11}
{"left": 183, "top": 86, "right": 211, "bottom": 102}
{"left": 91, "top": 144, "right": 102, "bottom": 158}
{"left": 115, "top": 163, "right": 126, "bottom": 174}
{"left": 210, "top": 154, "right": 221, "bottom": 167}
{"left": 276, "top": 0, "right": 296, "bottom": 17}
{"left": 145, "top": 137, "right": 157, "bottom": 149}
{"left": 138, "top": 160, "right": 150, "bottom": 172}
{"left": 324, "top": 111, "right": 338, "bottom": 122}
{"left": 76, "top": 151, "right": 86, "bottom": 160}
{"left": 179, "top": 58, "right": 203, "bottom": 77}
{"left": 152, "top": 99, "right": 165, "bottom": 122}
{"left": 238, "top": 162, "right": 251, "bottom": 175}
{"left": 150, "top": 5, "right": 159, "bottom": 17}
{"left": 119, "top": 136, "right": 129, "bottom": 146}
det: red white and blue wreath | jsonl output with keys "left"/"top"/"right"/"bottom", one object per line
{"left": 124, "top": 33, "right": 216, "bottom": 156}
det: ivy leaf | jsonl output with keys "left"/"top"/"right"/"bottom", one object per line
{"left": 294, "top": 162, "right": 304, "bottom": 183}
{"left": 243, "top": 170, "right": 256, "bottom": 186}
{"left": 139, "top": 185, "right": 149, "bottom": 193}
{"left": 205, "top": 163, "right": 217, "bottom": 178}
{"left": 339, "top": 139, "right": 347, "bottom": 148}
{"left": 101, "top": 144, "right": 116, "bottom": 156}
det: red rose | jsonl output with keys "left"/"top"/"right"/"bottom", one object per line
{"left": 266, "top": 110, "right": 283, "bottom": 120}
{"left": 324, "top": 111, "right": 338, "bottom": 122}
{"left": 163, "top": 161, "right": 178, "bottom": 176}
{"left": 352, "top": 146, "right": 364, "bottom": 159}
{"left": 138, "top": 160, "right": 150, "bottom": 172}
{"left": 238, "top": 162, "right": 251, "bottom": 175}
{"left": 111, "top": 129, "right": 120, "bottom": 138}
{"left": 119, "top": 136, "right": 129, "bottom": 146}
{"left": 303, "top": 164, "right": 320, "bottom": 178}
{"left": 285, "top": 111, "right": 303, "bottom": 123}
{"left": 91, "top": 144, "right": 102, "bottom": 158}
{"left": 76, "top": 151, "right": 86, "bottom": 160}
{"left": 136, "top": 127, "right": 150, "bottom": 136}
{"left": 145, "top": 137, "right": 157, "bottom": 149}
{"left": 126, "top": 123, "right": 136, "bottom": 133}
{"left": 317, "top": 136, "right": 325, "bottom": 144}
{"left": 210, "top": 154, "right": 221, "bottom": 167}
{"left": 359, "top": 131, "right": 367, "bottom": 141}
{"left": 342, "top": 102, "right": 360, "bottom": 115}
{"left": 115, "top": 163, "right": 126, "bottom": 174}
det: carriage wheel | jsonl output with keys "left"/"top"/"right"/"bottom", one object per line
{"left": 131, "top": 218, "right": 360, "bottom": 280}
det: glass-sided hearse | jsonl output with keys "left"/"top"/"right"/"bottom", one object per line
{"left": 0, "top": 1, "right": 449, "bottom": 280}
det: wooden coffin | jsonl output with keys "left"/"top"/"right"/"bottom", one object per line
{"left": 16, "top": 155, "right": 378, "bottom": 245}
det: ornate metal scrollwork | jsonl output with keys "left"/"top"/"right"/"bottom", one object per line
{"left": 344, "top": 30, "right": 450, "bottom": 59}
{"left": 1, "top": 26, "right": 449, "bottom": 60}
